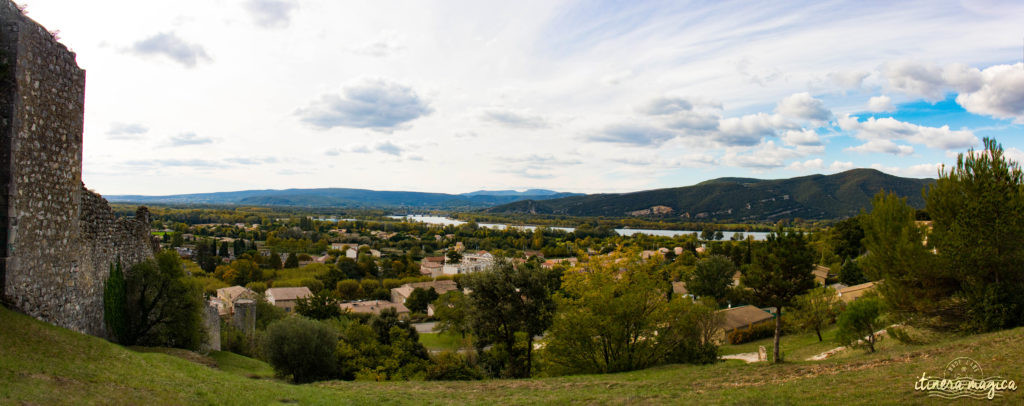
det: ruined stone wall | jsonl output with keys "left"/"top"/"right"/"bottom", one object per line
{"left": 0, "top": 1, "right": 155, "bottom": 337}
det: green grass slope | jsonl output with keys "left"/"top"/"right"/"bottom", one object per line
{"left": 2, "top": 305, "right": 1021, "bottom": 405}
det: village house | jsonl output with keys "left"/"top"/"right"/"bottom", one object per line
{"left": 265, "top": 287, "right": 313, "bottom": 313}
{"left": 419, "top": 256, "right": 445, "bottom": 277}
{"left": 837, "top": 281, "right": 877, "bottom": 303}
{"left": 715, "top": 305, "right": 775, "bottom": 342}
{"left": 812, "top": 265, "right": 831, "bottom": 286}
{"left": 390, "top": 280, "right": 460, "bottom": 305}
{"left": 340, "top": 300, "right": 410, "bottom": 316}
{"left": 215, "top": 286, "right": 259, "bottom": 315}
{"left": 443, "top": 250, "right": 494, "bottom": 275}
{"left": 541, "top": 257, "right": 578, "bottom": 269}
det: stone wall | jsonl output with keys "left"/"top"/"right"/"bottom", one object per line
{"left": 0, "top": 1, "right": 155, "bottom": 337}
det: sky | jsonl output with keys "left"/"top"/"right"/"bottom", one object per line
{"left": 19, "top": 0, "right": 1024, "bottom": 195}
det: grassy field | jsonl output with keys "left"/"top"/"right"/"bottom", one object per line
{"left": 719, "top": 325, "right": 844, "bottom": 361}
{"left": 418, "top": 331, "right": 467, "bottom": 352}
{"left": 1, "top": 305, "right": 1021, "bottom": 405}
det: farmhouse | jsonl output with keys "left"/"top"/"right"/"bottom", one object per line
{"left": 715, "top": 305, "right": 774, "bottom": 341}
{"left": 340, "top": 300, "right": 410, "bottom": 316}
{"left": 215, "top": 286, "right": 258, "bottom": 315}
{"left": 265, "top": 287, "right": 313, "bottom": 313}
{"left": 390, "top": 280, "right": 459, "bottom": 304}
{"left": 837, "top": 281, "right": 877, "bottom": 303}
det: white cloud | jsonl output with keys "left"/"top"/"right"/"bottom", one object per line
{"left": 829, "top": 161, "right": 855, "bottom": 172}
{"left": 846, "top": 139, "right": 914, "bottom": 156}
{"left": 775, "top": 92, "right": 832, "bottom": 121}
{"left": 839, "top": 115, "right": 977, "bottom": 151}
{"left": 585, "top": 123, "right": 677, "bottom": 146}
{"left": 883, "top": 61, "right": 982, "bottom": 101}
{"left": 787, "top": 158, "right": 824, "bottom": 171}
{"left": 866, "top": 95, "right": 894, "bottom": 112}
{"left": 128, "top": 32, "right": 211, "bottom": 67}
{"left": 244, "top": 0, "right": 298, "bottom": 29}
{"left": 780, "top": 129, "right": 822, "bottom": 146}
{"left": 167, "top": 132, "right": 213, "bottom": 147}
{"left": 481, "top": 109, "right": 549, "bottom": 129}
{"left": 828, "top": 70, "right": 870, "bottom": 90}
{"left": 955, "top": 63, "right": 1024, "bottom": 122}
{"left": 870, "top": 162, "right": 942, "bottom": 178}
{"left": 715, "top": 113, "right": 797, "bottom": 146}
{"left": 722, "top": 140, "right": 809, "bottom": 169}
{"left": 107, "top": 122, "right": 148, "bottom": 140}
{"left": 1005, "top": 147, "right": 1024, "bottom": 165}
{"left": 637, "top": 97, "right": 693, "bottom": 115}
{"left": 297, "top": 78, "right": 433, "bottom": 131}
{"left": 665, "top": 110, "right": 720, "bottom": 132}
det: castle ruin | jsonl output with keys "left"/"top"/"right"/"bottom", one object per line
{"left": 0, "top": 1, "right": 156, "bottom": 337}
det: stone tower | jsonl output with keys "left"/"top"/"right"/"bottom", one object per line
{"left": 0, "top": 1, "right": 155, "bottom": 336}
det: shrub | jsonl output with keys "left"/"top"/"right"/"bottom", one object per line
{"left": 726, "top": 321, "right": 777, "bottom": 345}
{"left": 263, "top": 317, "right": 338, "bottom": 383}
{"left": 103, "top": 262, "right": 127, "bottom": 343}
{"left": 426, "top": 352, "right": 483, "bottom": 381}
{"left": 836, "top": 297, "right": 884, "bottom": 352}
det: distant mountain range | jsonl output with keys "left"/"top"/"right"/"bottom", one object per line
{"left": 106, "top": 188, "right": 582, "bottom": 209}
{"left": 108, "top": 169, "right": 933, "bottom": 221}
{"left": 484, "top": 169, "right": 934, "bottom": 221}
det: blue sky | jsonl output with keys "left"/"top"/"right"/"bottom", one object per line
{"left": 20, "top": 0, "right": 1024, "bottom": 195}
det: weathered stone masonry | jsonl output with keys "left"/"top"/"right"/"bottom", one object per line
{"left": 0, "top": 1, "right": 156, "bottom": 337}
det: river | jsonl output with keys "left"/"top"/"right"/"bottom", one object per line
{"left": 386, "top": 215, "right": 770, "bottom": 241}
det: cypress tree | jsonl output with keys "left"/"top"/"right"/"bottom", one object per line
{"left": 103, "top": 261, "right": 127, "bottom": 343}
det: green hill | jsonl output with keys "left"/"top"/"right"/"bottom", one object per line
{"left": 1, "top": 305, "right": 1021, "bottom": 405}
{"left": 487, "top": 168, "right": 933, "bottom": 221}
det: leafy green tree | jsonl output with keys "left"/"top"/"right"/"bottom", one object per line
{"left": 836, "top": 297, "right": 884, "bottom": 353}
{"left": 838, "top": 258, "right": 866, "bottom": 286}
{"left": 830, "top": 217, "right": 865, "bottom": 260}
{"left": 405, "top": 287, "right": 439, "bottom": 314}
{"left": 337, "top": 279, "right": 362, "bottom": 301}
{"left": 685, "top": 255, "right": 736, "bottom": 306}
{"left": 463, "top": 259, "right": 556, "bottom": 378}
{"left": 790, "top": 287, "right": 841, "bottom": 341}
{"left": 269, "top": 252, "right": 283, "bottom": 270}
{"left": 284, "top": 252, "right": 300, "bottom": 268}
{"left": 218, "top": 241, "right": 230, "bottom": 257}
{"left": 103, "top": 261, "right": 127, "bottom": 343}
{"left": 296, "top": 291, "right": 342, "bottom": 320}
{"left": 860, "top": 192, "right": 950, "bottom": 329}
{"left": 926, "top": 138, "right": 1024, "bottom": 331}
{"left": 434, "top": 290, "right": 469, "bottom": 338}
{"left": 264, "top": 317, "right": 337, "bottom": 383}
{"left": 446, "top": 249, "right": 462, "bottom": 264}
{"left": 741, "top": 227, "right": 815, "bottom": 363}
{"left": 544, "top": 253, "right": 719, "bottom": 375}
{"left": 123, "top": 250, "right": 206, "bottom": 349}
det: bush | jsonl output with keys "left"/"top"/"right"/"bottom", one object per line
{"left": 836, "top": 297, "right": 884, "bottom": 352}
{"left": 263, "top": 317, "right": 338, "bottom": 383}
{"left": 726, "top": 320, "right": 777, "bottom": 345}
{"left": 122, "top": 251, "right": 206, "bottom": 349}
{"left": 426, "top": 352, "right": 483, "bottom": 381}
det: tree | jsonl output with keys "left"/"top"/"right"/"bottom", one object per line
{"left": 103, "top": 261, "right": 127, "bottom": 343}
{"left": 836, "top": 297, "right": 884, "bottom": 353}
{"left": 263, "top": 317, "right": 337, "bottom": 383}
{"left": 925, "top": 138, "right": 1024, "bottom": 332}
{"left": 838, "top": 258, "right": 866, "bottom": 286}
{"left": 219, "top": 241, "right": 230, "bottom": 257}
{"left": 434, "top": 290, "right": 469, "bottom": 338}
{"left": 860, "top": 192, "right": 950, "bottom": 329}
{"left": 284, "top": 252, "right": 300, "bottom": 268}
{"left": 122, "top": 250, "right": 206, "bottom": 349}
{"left": 830, "top": 217, "right": 865, "bottom": 260}
{"left": 543, "top": 253, "right": 719, "bottom": 375}
{"left": 337, "top": 279, "right": 362, "bottom": 301}
{"left": 405, "top": 287, "right": 439, "bottom": 314}
{"left": 790, "top": 287, "right": 841, "bottom": 341}
{"left": 446, "top": 249, "right": 462, "bottom": 264}
{"left": 463, "top": 259, "right": 555, "bottom": 378}
{"left": 295, "top": 291, "right": 341, "bottom": 320}
{"left": 685, "top": 255, "right": 736, "bottom": 306}
{"left": 269, "top": 252, "right": 283, "bottom": 270}
{"left": 741, "top": 227, "right": 815, "bottom": 363}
